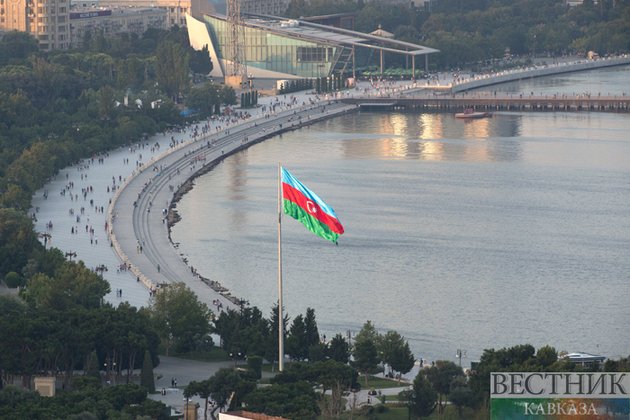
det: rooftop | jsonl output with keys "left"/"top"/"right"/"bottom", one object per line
{"left": 563, "top": 352, "right": 606, "bottom": 362}
{"left": 211, "top": 12, "right": 439, "bottom": 57}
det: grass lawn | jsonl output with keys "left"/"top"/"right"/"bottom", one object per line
{"left": 165, "top": 347, "right": 231, "bottom": 362}
{"left": 363, "top": 375, "right": 411, "bottom": 389}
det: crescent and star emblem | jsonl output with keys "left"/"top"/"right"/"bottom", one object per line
{"left": 306, "top": 200, "right": 317, "bottom": 214}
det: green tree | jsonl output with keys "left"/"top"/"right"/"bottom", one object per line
{"left": 0, "top": 208, "right": 39, "bottom": 278}
{"left": 327, "top": 333, "right": 350, "bottom": 363}
{"left": 312, "top": 360, "right": 353, "bottom": 417}
{"left": 186, "top": 83, "right": 220, "bottom": 117}
{"left": 425, "top": 360, "right": 463, "bottom": 413}
{"left": 390, "top": 341, "right": 415, "bottom": 381}
{"left": 354, "top": 320, "right": 381, "bottom": 347}
{"left": 0, "top": 31, "right": 39, "bottom": 65}
{"left": 536, "top": 345, "right": 558, "bottom": 368}
{"left": 469, "top": 343, "right": 554, "bottom": 408}
{"left": 449, "top": 376, "right": 476, "bottom": 416}
{"left": 213, "top": 305, "right": 268, "bottom": 357}
{"left": 379, "top": 330, "right": 415, "bottom": 380}
{"left": 3, "top": 271, "right": 23, "bottom": 288}
{"left": 406, "top": 372, "right": 437, "bottom": 418}
{"left": 98, "top": 85, "right": 115, "bottom": 120}
{"left": 304, "top": 307, "right": 320, "bottom": 348}
{"left": 351, "top": 321, "right": 382, "bottom": 386}
{"left": 202, "top": 368, "right": 256, "bottom": 418}
{"left": 352, "top": 338, "right": 380, "bottom": 387}
{"left": 150, "top": 282, "right": 212, "bottom": 354}
{"left": 219, "top": 85, "right": 237, "bottom": 106}
{"left": 85, "top": 350, "right": 101, "bottom": 381}
{"left": 185, "top": 379, "right": 212, "bottom": 420}
{"left": 286, "top": 314, "right": 307, "bottom": 360}
{"left": 244, "top": 381, "right": 320, "bottom": 419}
{"left": 189, "top": 45, "right": 213, "bottom": 75}
{"left": 247, "top": 355, "right": 263, "bottom": 379}
{"left": 155, "top": 40, "right": 189, "bottom": 100}
{"left": 22, "top": 260, "right": 110, "bottom": 310}
{"left": 140, "top": 350, "right": 155, "bottom": 393}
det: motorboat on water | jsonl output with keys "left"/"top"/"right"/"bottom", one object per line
{"left": 455, "top": 108, "right": 492, "bottom": 119}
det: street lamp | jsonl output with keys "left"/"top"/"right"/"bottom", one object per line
{"left": 65, "top": 251, "right": 77, "bottom": 261}
{"left": 38, "top": 232, "right": 52, "bottom": 248}
{"left": 104, "top": 361, "right": 110, "bottom": 384}
{"left": 229, "top": 351, "right": 242, "bottom": 368}
{"left": 95, "top": 264, "right": 108, "bottom": 276}
{"left": 455, "top": 349, "right": 467, "bottom": 367}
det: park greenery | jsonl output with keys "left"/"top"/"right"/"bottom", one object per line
{"left": 284, "top": 0, "right": 630, "bottom": 70}
{"left": 1, "top": 1, "right": 630, "bottom": 418}
{"left": 0, "top": 25, "right": 231, "bottom": 419}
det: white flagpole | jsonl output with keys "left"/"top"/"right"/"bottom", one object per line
{"left": 277, "top": 163, "right": 284, "bottom": 372}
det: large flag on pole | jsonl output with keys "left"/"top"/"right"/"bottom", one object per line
{"left": 281, "top": 167, "right": 344, "bottom": 243}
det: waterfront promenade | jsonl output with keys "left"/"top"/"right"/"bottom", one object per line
{"left": 30, "top": 56, "right": 630, "bottom": 311}
{"left": 31, "top": 89, "right": 358, "bottom": 309}
{"left": 108, "top": 98, "right": 355, "bottom": 311}
{"left": 451, "top": 54, "right": 630, "bottom": 92}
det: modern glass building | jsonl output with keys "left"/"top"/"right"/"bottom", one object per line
{"left": 186, "top": 13, "right": 439, "bottom": 80}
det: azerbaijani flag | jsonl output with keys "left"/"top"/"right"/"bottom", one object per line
{"left": 281, "top": 167, "right": 344, "bottom": 243}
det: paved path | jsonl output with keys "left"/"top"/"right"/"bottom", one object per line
{"left": 28, "top": 78, "right": 447, "bottom": 309}
{"left": 147, "top": 356, "right": 237, "bottom": 418}
{"left": 145, "top": 356, "right": 411, "bottom": 416}
{"left": 25, "top": 74, "right": 499, "bottom": 310}
{"left": 108, "top": 100, "right": 356, "bottom": 311}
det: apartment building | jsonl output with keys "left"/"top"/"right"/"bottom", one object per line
{"left": 1, "top": 0, "right": 70, "bottom": 50}
{"left": 69, "top": 6, "right": 167, "bottom": 47}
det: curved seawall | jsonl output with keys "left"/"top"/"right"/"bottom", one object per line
{"left": 452, "top": 55, "right": 630, "bottom": 93}
{"left": 106, "top": 100, "right": 356, "bottom": 308}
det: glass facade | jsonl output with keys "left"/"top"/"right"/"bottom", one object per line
{"left": 204, "top": 15, "right": 338, "bottom": 78}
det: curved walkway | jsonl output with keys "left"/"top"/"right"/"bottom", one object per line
{"left": 107, "top": 99, "right": 355, "bottom": 310}
{"left": 34, "top": 59, "right": 610, "bottom": 310}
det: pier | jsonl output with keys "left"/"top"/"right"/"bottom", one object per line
{"left": 342, "top": 94, "right": 630, "bottom": 113}
{"left": 342, "top": 54, "right": 630, "bottom": 113}
{"left": 451, "top": 54, "right": 630, "bottom": 93}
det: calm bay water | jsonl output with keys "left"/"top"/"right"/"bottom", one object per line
{"left": 172, "top": 67, "right": 630, "bottom": 364}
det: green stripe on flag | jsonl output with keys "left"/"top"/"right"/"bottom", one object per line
{"left": 283, "top": 200, "right": 339, "bottom": 243}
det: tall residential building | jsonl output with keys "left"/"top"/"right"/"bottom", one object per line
{"left": 0, "top": 0, "right": 70, "bottom": 50}
{"left": 69, "top": 7, "right": 167, "bottom": 48}
{"left": 97, "top": 0, "right": 213, "bottom": 27}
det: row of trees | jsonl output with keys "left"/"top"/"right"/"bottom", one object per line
{"left": 0, "top": 25, "right": 232, "bottom": 419}
{"left": 240, "top": 90, "right": 259, "bottom": 108}
{"left": 213, "top": 305, "right": 415, "bottom": 380}
{"left": 276, "top": 75, "right": 350, "bottom": 95}
{"left": 0, "top": 382, "right": 168, "bottom": 419}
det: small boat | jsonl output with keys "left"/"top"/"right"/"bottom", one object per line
{"left": 455, "top": 108, "right": 492, "bottom": 119}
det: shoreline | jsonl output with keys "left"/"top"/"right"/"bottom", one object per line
{"left": 37, "top": 58, "right": 630, "bottom": 310}
{"left": 106, "top": 95, "right": 357, "bottom": 310}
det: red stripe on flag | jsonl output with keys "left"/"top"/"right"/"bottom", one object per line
{"left": 282, "top": 182, "right": 344, "bottom": 234}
